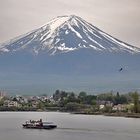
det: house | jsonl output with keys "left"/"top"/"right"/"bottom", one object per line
{"left": 4, "top": 100, "right": 20, "bottom": 107}
{"left": 99, "top": 104, "right": 105, "bottom": 109}
{"left": 112, "top": 104, "right": 127, "bottom": 111}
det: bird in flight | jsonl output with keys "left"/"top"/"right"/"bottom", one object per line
{"left": 119, "top": 68, "right": 123, "bottom": 72}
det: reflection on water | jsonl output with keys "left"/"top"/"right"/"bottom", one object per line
{"left": 0, "top": 112, "right": 140, "bottom": 140}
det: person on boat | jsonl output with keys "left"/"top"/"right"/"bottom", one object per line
{"left": 39, "top": 119, "right": 43, "bottom": 126}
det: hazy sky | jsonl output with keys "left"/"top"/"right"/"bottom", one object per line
{"left": 0, "top": 0, "right": 140, "bottom": 47}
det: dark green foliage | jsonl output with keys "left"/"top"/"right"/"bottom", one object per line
{"left": 65, "top": 102, "right": 81, "bottom": 111}
{"left": 132, "top": 92, "right": 140, "bottom": 113}
{"left": 78, "top": 92, "right": 97, "bottom": 104}
{"left": 0, "top": 99, "right": 4, "bottom": 106}
{"left": 97, "top": 92, "right": 114, "bottom": 102}
{"left": 114, "top": 92, "right": 128, "bottom": 105}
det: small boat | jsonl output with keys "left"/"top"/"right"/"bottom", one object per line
{"left": 22, "top": 119, "right": 57, "bottom": 129}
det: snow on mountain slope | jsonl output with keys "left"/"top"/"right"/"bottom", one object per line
{"left": 0, "top": 15, "right": 140, "bottom": 94}
{"left": 0, "top": 15, "right": 140, "bottom": 55}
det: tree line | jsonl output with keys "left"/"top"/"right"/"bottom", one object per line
{"left": 52, "top": 90, "right": 140, "bottom": 113}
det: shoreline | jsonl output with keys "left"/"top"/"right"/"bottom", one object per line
{"left": 0, "top": 110, "right": 140, "bottom": 118}
{"left": 104, "top": 113, "right": 140, "bottom": 118}
{"left": 72, "top": 112, "right": 140, "bottom": 118}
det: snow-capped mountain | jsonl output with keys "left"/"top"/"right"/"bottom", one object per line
{"left": 0, "top": 15, "right": 140, "bottom": 55}
{"left": 0, "top": 15, "right": 140, "bottom": 94}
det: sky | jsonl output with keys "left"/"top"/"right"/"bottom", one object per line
{"left": 0, "top": 0, "right": 140, "bottom": 47}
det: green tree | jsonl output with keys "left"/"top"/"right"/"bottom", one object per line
{"left": 37, "top": 101, "right": 45, "bottom": 110}
{"left": 0, "top": 99, "right": 4, "bottom": 106}
{"left": 103, "top": 106, "right": 112, "bottom": 113}
{"left": 67, "top": 92, "right": 76, "bottom": 102}
{"left": 65, "top": 102, "right": 80, "bottom": 111}
{"left": 79, "top": 91, "right": 87, "bottom": 97}
{"left": 132, "top": 92, "right": 139, "bottom": 113}
{"left": 97, "top": 92, "right": 114, "bottom": 102}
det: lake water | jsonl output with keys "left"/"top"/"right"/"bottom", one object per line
{"left": 0, "top": 112, "right": 140, "bottom": 140}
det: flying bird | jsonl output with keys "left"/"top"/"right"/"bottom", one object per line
{"left": 119, "top": 68, "right": 123, "bottom": 72}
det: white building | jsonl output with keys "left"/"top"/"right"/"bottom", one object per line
{"left": 4, "top": 100, "right": 20, "bottom": 107}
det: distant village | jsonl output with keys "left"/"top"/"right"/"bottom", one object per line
{"left": 0, "top": 90, "right": 140, "bottom": 116}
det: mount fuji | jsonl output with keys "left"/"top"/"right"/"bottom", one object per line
{"left": 0, "top": 15, "right": 140, "bottom": 55}
{"left": 0, "top": 15, "right": 140, "bottom": 94}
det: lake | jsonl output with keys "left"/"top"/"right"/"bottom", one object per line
{"left": 0, "top": 112, "right": 140, "bottom": 140}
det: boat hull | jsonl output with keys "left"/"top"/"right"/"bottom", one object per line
{"left": 22, "top": 123, "right": 57, "bottom": 129}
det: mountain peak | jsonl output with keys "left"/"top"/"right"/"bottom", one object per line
{"left": 56, "top": 15, "right": 79, "bottom": 19}
{"left": 45, "top": 15, "right": 81, "bottom": 32}
{"left": 0, "top": 15, "right": 140, "bottom": 55}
